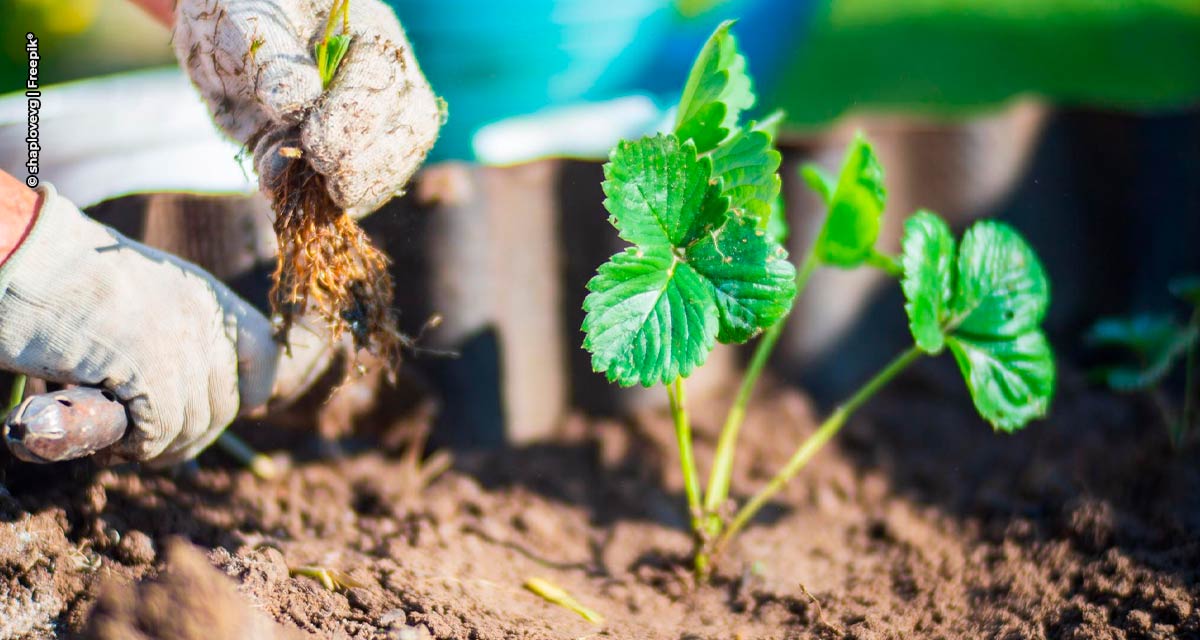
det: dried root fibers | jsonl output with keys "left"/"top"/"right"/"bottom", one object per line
{"left": 266, "top": 153, "right": 401, "bottom": 369}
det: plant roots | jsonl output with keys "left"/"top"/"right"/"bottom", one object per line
{"left": 266, "top": 152, "right": 401, "bottom": 370}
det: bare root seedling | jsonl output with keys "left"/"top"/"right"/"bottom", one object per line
{"left": 266, "top": 153, "right": 403, "bottom": 370}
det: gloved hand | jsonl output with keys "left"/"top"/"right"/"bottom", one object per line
{"left": 0, "top": 185, "right": 326, "bottom": 465}
{"left": 173, "top": 0, "right": 443, "bottom": 217}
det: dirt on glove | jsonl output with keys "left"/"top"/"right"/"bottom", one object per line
{"left": 1, "top": 361, "right": 1198, "bottom": 638}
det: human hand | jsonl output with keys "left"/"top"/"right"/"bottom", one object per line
{"left": 0, "top": 185, "right": 327, "bottom": 465}
{"left": 173, "top": 0, "right": 443, "bottom": 217}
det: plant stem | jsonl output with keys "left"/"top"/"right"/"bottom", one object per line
{"left": 216, "top": 432, "right": 279, "bottom": 480}
{"left": 709, "top": 345, "right": 922, "bottom": 559}
{"left": 1180, "top": 308, "right": 1199, "bottom": 447}
{"left": 867, "top": 248, "right": 903, "bottom": 277}
{"left": 667, "top": 376, "right": 703, "bottom": 531}
{"left": 6, "top": 374, "right": 26, "bottom": 414}
{"left": 324, "top": 0, "right": 350, "bottom": 42}
{"left": 701, "top": 251, "right": 821, "bottom": 537}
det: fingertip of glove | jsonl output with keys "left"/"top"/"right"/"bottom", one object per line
{"left": 233, "top": 318, "right": 280, "bottom": 417}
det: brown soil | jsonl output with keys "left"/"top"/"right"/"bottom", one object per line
{"left": 1, "top": 361, "right": 1198, "bottom": 639}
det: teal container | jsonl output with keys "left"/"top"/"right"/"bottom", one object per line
{"left": 389, "top": 0, "right": 671, "bottom": 161}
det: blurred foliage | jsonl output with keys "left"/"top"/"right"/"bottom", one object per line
{"left": 676, "top": 0, "right": 728, "bottom": 19}
{"left": 12, "top": 0, "right": 100, "bottom": 35}
{"left": 774, "top": 0, "right": 1200, "bottom": 125}
{"left": 1, "top": 0, "right": 172, "bottom": 95}
{"left": 6, "top": 0, "right": 1199, "bottom": 143}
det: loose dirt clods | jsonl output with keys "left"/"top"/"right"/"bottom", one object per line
{"left": 0, "top": 373, "right": 1197, "bottom": 638}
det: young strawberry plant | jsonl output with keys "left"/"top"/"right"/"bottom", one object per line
{"left": 582, "top": 22, "right": 1056, "bottom": 579}
{"left": 1086, "top": 275, "right": 1200, "bottom": 447}
{"left": 315, "top": 0, "right": 353, "bottom": 88}
{"left": 582, "top": 20, "right": 798, "bottom": 534}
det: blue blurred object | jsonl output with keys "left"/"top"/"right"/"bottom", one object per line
{"left": 389, "top": 0, "right": 672, "bottom": 161}
{"left": 634, "top": 0, "right": 819, "bottom": 108}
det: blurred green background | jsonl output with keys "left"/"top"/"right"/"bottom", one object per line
{"left": 3, "top": 0, "right": 1198, "bottom": 424}
{"left": 5, "top": 0, "right": 1198, "bottom": 125}
{"left": 775, "top": 0, "right": 1200, "bottom": 125}
{"left": 2, "top": 0, "right": 172, "bottom": 93}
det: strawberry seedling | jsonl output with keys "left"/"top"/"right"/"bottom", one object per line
{"left": 268, "top": 0, "right": 404, "bottom": 369}
{"left": 315, "top": 0, "right": 352, "bottom": 88}
{"left": 1086, "top": 275, "right": 1200, "bottom": 447}
{"left": 583, "top": 20, "right": 796, "bottom": 536}
{"left": 582, "top": 22, "right": 1056, "bottom": 579}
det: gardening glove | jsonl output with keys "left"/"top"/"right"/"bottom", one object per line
{"left": 0, "top": 184, "right": 327, "bottom": 465}
{"left": 173, "top": 0, "right": 443, "bottom": 218}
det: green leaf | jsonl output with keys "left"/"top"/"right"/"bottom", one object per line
{"left": 754, "top": 110, "right": 785, "bottom": 139}
{"left": 1087, "top": 314, "right": 1186, "bottom": 354}
{"left": 583, "top": 134, "right": 796, "bottom": 386}
{"left": 675, "top": 20, "right": 755, "bottom": 153}
{"left": 813, "top": 134, "right": 887, "bottom": 267}
{"left": 1085, "top": 314, "right": 1197, "bottom": 392}
{"left": 583, "top": 248, "right": 718, "bottom": 387}
{"left": 764, "top": 195, "right": 789, "bottom": 244}
{"left": 686, "top": 213, "right": 796, "bottom": 343}
{"left": 1169, "top": 274, "right": 1200, "bottom": 307}
{"left": 708, "top": 126, "right": 781, "bottom": 221}
{"left": 946, "top": 330, "right": 1055, "bottom": 433}
{"left": 951, "top": 221, "right": 1049, "bottom": 339}
{"left": 755, "top": 114, "right": 788, "bottom": 242}
{"left": 602, "top": 135, "right": 725, "bottom": 249}
{"left": 900, "top": 211, "right": 955, "bottom": 354}
{"left": 315, "top": 34, "right": 352, "bottom": 88}
{"left": 947, "top": 221, "right": 1054, "bottom": 432}
{"left": 799, "top": 164, "right": 835, "bottom": 204}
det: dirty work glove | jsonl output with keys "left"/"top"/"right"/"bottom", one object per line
{"left": 0, "top": 185, "right": 325, "bottom": 465}
{"left": 174, "top": 0, "right": 443, "bottom": 217}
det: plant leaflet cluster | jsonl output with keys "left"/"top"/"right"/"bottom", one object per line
{"left": 582, "top": 21, "right": 1057, "bottom": 579}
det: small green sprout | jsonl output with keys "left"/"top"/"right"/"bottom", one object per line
{"left": 523, "top": 577, "right": 604, "bottom": 624}
{"left": 215, "top": 431, "right": 280, "bottom": 480}
{"left": 249, "top": 37, "right": 265, "bottom": 62}
{"left": 1087, "top": 275, "right": 1200, "bottom": 447}
{"left": 801, "top": 135, "right": 896, "bottom": 274}
{"left": 289, "top": 565, "right": 365, "bottom": 592}
{"left": 582, "top": 21, "right": 1056, "bottom": 580}
{"left": 314, "top": 0, "right": 352, "bottom": 89}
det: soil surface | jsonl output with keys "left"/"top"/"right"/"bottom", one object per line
{"left": 1, "top": 360, "right": 1198, "bottom": 639}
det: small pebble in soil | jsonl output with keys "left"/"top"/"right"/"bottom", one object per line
{"left": 114, "top": 530, "right": 156, "bottom": 565}
{"left": 390, "top": 624, "right": 432, "bottom": 640}
{"left": 379, "top": 609, "right": 407, "bottom": 629}
{"left": 101, "top": 524, "right": 121, "bottom": 550}
{"left": 257, "top": 547, "right": 291, "bottom": 584}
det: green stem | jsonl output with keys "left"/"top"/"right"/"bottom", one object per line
{"left": 867, "top": 248, "right": 903, "bottom": 277}
{"left": 702, "top": 251, "right": 820, "bottom": 537}
{"left": 323, "top": 0, "right": 350, "bottom": 42}
{"left": 216, "top": 432, "right": 279, "bottom": 480}
{"left": 667, "top": 377, "right": 702, "bottom": 531}
{"left": 6, "top": 374, "right": 26, "bottom": 414}
{"left": 1180, "top": 308, "right": 1199, "bottom": 447}
{"left": 710, "top": 345, "right": 922, "bottom": 559}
